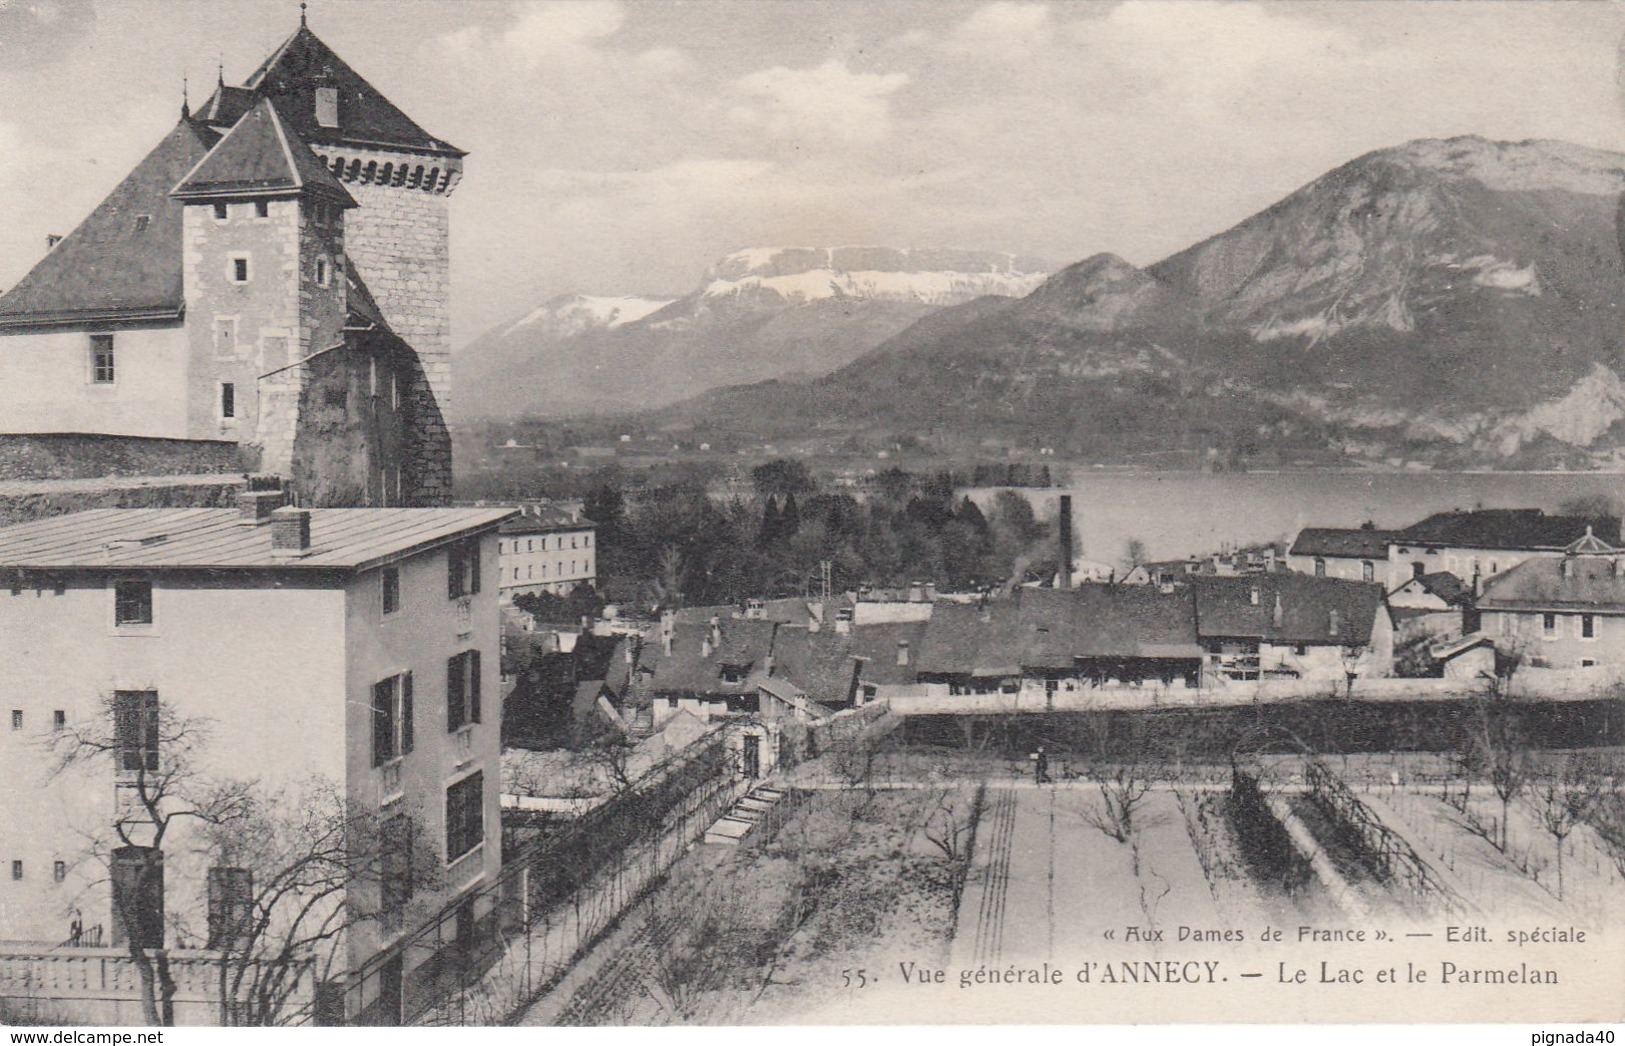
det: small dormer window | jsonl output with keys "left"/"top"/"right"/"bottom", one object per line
{"left": 132, "top": 215, "right": 151, "bottom": 234}
{"left": 315, "top": 87, "right": 339, "bottom": 128}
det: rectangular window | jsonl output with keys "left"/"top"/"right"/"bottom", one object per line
{"left": 445, "top": 772, "right": 484, "bottom": 863}
{"left": 230, "top": 256, "right": 250, "bottom": 283}
{"left": 213, "top": 202, "right": 229, "bottom": 222}
{"left": 254, "top": 200, "right": 269, "bottom": 219}
{"left": 206, "top": 866, "right": 254, "bottom": 949}
{"left": 10, "top": 861, "right": 21, "bottom": 881}
{"left": 53, "top": 860, "right": 66, "bottom": 883}
{"left": 1582, "top": 658, "right": 1598, "bottom": 668}
{"left": 315, "top": 86, "right": 339, "bottom": 128}
{"left": 214, "top": 318, "right": 236, "bottom": 356}
{"left": 53, "top": 710, "right": 65, "bottom": 731}
{"left": 1542, "top": 613, "right": 1558, "bottom": 639}
{"left": 390, "top": 370, "right": 401, "bottom": 410}
{"left": 371, "top": 673, "right": 414, "bottom": 767}
{"left": 114, "top": 580, "right": 153, "bottom": 626}
{"left": 90, "top": 334, "right": 115, "bottom": 384}
{"left": 381, "top": 567, "right": 400, "bottom": 616}
{"left": 315, "top": 257, "right": 329, "bottom": 287}
{"left": 1581, "top": 614, "right": 1596, "bottom": 639}
{"left": 219, "top": 382, "right": 235, "bottom": 420}
{"left": 114, "top": 690, "right": 160, "bottom": 773}
{"left": 1361, "top": 560, "right": 1373, "bottom": 583}
{"left": 9, "top": 710, "right": 20, "bottom": 730}
{"left": 447, "top": 542, "right": 481, "bottom": 599}
{"left": 447, "top": 649, "right": 481, "bottom": 732}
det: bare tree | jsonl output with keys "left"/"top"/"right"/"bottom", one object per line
{"left": 921, "top": 785, "right": 985, "bottom": 934}
{"left": 193, "top": 779, "right": 443, "bottom": 1025}
{"left": 1470, "top": 656, "right": 1530, "bottom": 852}
{"left": 1528, "top": 755, "right": 1605, "bottom": 901}
{"left": 51, "top": 695, "right": 235, "bottom": 1025}
{"left": 52, "top": 697, "right": 435, "bottom": 1026}
{"left": 1075, "top": 764, "right": 1159, "bottom": 875}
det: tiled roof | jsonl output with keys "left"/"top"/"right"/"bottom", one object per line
{"left": 0, "top": 507, "right": 514, "bottom": 572}
{"left": 916, "top": 587, "right": 1202, "bottom": 676}
{"left": 1289, "top": 527, "right": 1395, "bottom": 559}
{"left": 849, "top": 620, "right": 932, "bottom": 685}
{"left": 635, "top": 618, "right": 777, "bottom": 696}
{"left": 1193, "top": 574, "right": 1384, "bottom": 646}
{"left": 1395, "top": 509, "right": 1620, "bottom": 551}
{"left": 1415, "top": 571, "right": 1471, "bottom": 605}
{"left": 172, "top": 97, "right": 355, "bottom": 206}
{"left": 498, "top": 503, "right": 596, "bottom": 535}
{"left": 194, "top": 84, "right": 256, "bottom": 128}
{"left": 1479, "top": 556, "right": 1625, "bottom": 612}
{"left": 0, "top": 119, "right": 218, "bottom": 328}
{"left": 246, "top": 26, "right": 464, "bottom": 157}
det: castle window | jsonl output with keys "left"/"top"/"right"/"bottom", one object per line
{"left": 255, "top": 199, "right": 269, "bottom": 219}
{"left": 10, "top": 710, "right": 20, "bottom": 731}
{"left": 228, "top": 255, "right": 250, "bottom": 283}
{"left": 53, "top": 710, "right": 65, "bottom": 731}
{"left": 315, "top": 86, "right": 339, "bottom": 128}
{"left": 219, "top": 382, "right": 235, "bottom": 420}
{"left": 89, "top": 334, "right": 115, "bottom": 384}
{"left": 315, "top": 256, "right": 329, "bottom": 287}
{"left": 54, "top": 861, "right": 66, "bottom": 883}
{"left": 213, "top": 202, "right": 229, "bottom": 222}
{"left": 214, "top": 318, "right": 236, "bottom": 357}
{"left": 132, "top": 214, "right": 150, "bottom": 234}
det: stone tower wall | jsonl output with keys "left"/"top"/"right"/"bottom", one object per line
{"left": 314, "top": 147, "right": 461, "bottom": 505}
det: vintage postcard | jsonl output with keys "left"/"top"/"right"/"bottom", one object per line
{"left": 0, "top": 0, "right": 1621, "bottom": 1033}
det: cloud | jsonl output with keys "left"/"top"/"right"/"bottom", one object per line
{"left": 941, "top": 2, "right": 1053, "bottom": 58}
{"left": 441, "top": 0, "right": 626, "bottom": 67}
{"left": 733, "top": 59, "right": 909, "bottom": 143}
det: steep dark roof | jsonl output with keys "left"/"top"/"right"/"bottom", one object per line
{"left": 1479, "top": 556, "right": 1625, "bottom": 613}
{"left": 0, "top": 119, "right": 218, "bottom": 328}
{"left": 246, "top": 26, "right": 464, "bottom": 157}
{"left": 1396, "top": 509, "right": 1620, "bottom": 551}
{"left": 916, "top": 587, "right": 1202, "bottom": 677}
{"left": 172, "top": 97, "right": 354, "bottom": 205}
{"left": 771, "top": 627, "right": 861, "bottom": 702}
{"left": 194, "top": 84, "right": 256, "bottom": 128}
{"left": 1193, "top": 574, "right": 1384, "bottom": 646}
{"left": 1415, "top": 571, "right": 1471, "bottom": 605}
{"left": 1289, "top": 527, "right": 1395, "bottom": 559}
{"left": 849, "top": 620, "right": 932, "bottom": 685}
{"left": 635, "top": 619, "right": 777, "bottom": 696}
{"left": 499, "top": 503, "right": 596, "bottom": 535}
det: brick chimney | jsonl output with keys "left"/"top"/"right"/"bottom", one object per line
{"left": 270, "top": 507, "right": 311, "bottom": 551}
{"left": 1058, "top": 495, "right": 1074, "bottom": 590}
{"left": 237, "top": 488, "right": 285, "bottom": 524}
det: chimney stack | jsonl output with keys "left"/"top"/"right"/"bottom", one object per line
{"left": 709, "top": 614, "right": 722, "bottom": 652}
{"left": 896, "top": 640, "right": 910, "bottom": 667}
{"left": 270, "top": 507, "right": 311, "bottom": 551}
{"left": 660, "top": 609, "right": 675, "bottom": 656}
{"left": 237, "top": 488, "right": 285, "bottom": 524}
{"left": 1272, "top": 592, "right": 1284, "bottom": 629}
{"left": 1058, "top": 495, "right": 1074, "bottom": 590}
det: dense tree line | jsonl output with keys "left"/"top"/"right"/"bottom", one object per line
{"left": 586, "top": 461, "right": 1058, "bottom": 609}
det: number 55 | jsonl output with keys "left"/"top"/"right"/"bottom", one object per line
{"left": 841, "top": 968, "right": 868, "bottom": 989}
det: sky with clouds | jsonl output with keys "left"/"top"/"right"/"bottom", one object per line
{"left": 2, "top": 0, "right": 1624, "bottom": 346}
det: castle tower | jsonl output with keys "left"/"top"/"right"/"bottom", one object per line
{"left": 172, "top": 98, "right": 355, "bottom": 481}
{"left": 227, "top": 23, "right": 465, "bottom": 503}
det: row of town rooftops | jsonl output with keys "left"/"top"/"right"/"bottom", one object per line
{"left": 0, "top": 22, "right": 459, "bottom": 329}
{"left": 1479, "top": 551, "right": 1625, "bottom": 612}
{"left": 1290, "top": 508, "right": 1622, "bottom": 559}
{"left": 0, "top": 494, "right": 514, "bottom": 573}
{"left": 629, "top": 572, "right": 1384, "bottom": 698}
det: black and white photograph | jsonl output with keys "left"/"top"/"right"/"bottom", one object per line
{"left": 0, "top": 0, "right": 1621, "bottom": 1031}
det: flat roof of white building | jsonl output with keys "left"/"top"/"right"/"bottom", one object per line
{"left": 0, "top": 508, "right": 517, "bottom": 572}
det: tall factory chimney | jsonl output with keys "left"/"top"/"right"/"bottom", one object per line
{"left": 1058, "top": 494, "right": 1074, "bottom": 590}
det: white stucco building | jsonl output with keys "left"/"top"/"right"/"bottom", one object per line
{"left": 0, "top": 494, "right": 512, "bottom": 1023}
{"left": 496, "top": 503, "right": 596, "bottom": 598}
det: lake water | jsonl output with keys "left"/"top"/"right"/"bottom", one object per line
{"left": 971, "top": 470, "right": 1625, "bottom": 565}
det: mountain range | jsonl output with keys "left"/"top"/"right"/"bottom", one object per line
{"left": 634, "top": 136, "right": 1625, "bottom": 469}
{"left": 454, "top": 247, "right": 1050, "bottom": 419}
